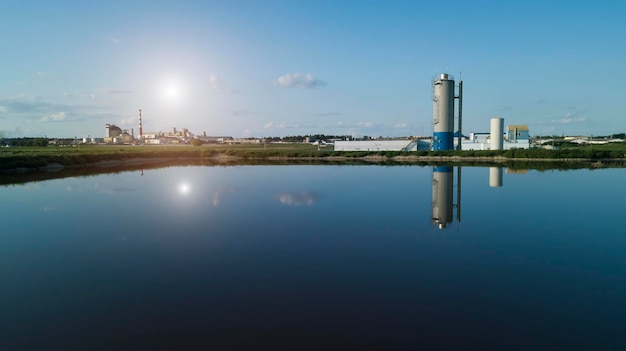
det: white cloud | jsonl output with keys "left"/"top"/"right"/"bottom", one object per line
{"left": 276, "top": 73, "right": 325, "bottom": 89}
{"left": 264, "top": 121, "right": 286, "bottom": 130}
{"left": 394, "top": 122, "right": 408, "bottom": 128}
{"left": 209, "top": 74, "right": 239, "bottom": 93}
{"left": 120, "top": 116, "right": 136, "bottom": 126}
{"left": 107, "top": 36, "right": 121, "bottom": 44}
{"left": 210, "top": 74, "right": 221, "bottom": 90}
{"left": 316, "top": 112, "right": 342, "bottom": 117}
{"left": 552, "top": 112, "right": 586, "bottom": 124}
{"left": 358, "top": 121, "right": 374, "bottom": 128}
{"left": 39, "top": 112, "right": 67, "bottom": 122}
{"left": 0, "top": 106, "right": 7, "bottom": 113}
{"left": 554, "top": 117, "right": 586, "bottom": 124}
{"left": 98, "top": 88, "right": 133, "bottom": 94}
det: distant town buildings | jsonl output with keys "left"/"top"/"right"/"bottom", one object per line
{"left": 99, "top": 123, "right": 238, "bottom": 145}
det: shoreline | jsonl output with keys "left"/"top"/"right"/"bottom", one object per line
{"left": 2, "top": 152, "right": 624, "bottom": 174}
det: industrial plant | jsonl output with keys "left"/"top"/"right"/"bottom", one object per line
{"left": 335, "top": 73, "right": 531, "bottom": 151}
{"left": 84, "top": 73, "right": 536, "bottom": 149}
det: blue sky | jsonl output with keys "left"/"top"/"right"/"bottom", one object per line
{"left": 1, "top": 0, "right": 624, "bottom": 138}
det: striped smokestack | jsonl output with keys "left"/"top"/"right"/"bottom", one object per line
{"left": 138, "top": 109, "right": 143, "bottom": 141}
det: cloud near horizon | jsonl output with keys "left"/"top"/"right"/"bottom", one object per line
{"left": 264, "top": 121, "right": 286, "bottom": 130}
{"left": 39, "top": 111, "right": 67, "bottom": 122}
{"left": 316, "top": 112, "right": 342, "bottom": 117}
{"left": 276, "top": 73, "right": 325, "bottom": 89}
{"left": 553, "top": 117, "right": 586, "bottom": 124}
{"left": 551, "top": 112, "right": 586, "bottom": 125}
{"left": 395, "top": 122, "right": 410, "bottom": 129}
{"left": 210, "top": 74, "right": 239, "bottom": 93}
{"left": 98, "top": 88, "right": 133, "bottom": 95}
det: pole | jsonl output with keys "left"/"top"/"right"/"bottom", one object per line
{"left": 458, "top": 80, "right": 463, "bottom": 150}
{"left": 456, "top": 165, "right": 461, "bottom": 223}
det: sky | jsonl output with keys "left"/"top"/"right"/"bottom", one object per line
{"left": 1, "top": 0, "right": 624, "bottom": 139}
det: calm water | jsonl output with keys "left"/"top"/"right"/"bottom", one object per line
{"left": 1, "top": 165, "right": 625, "bottom": 350}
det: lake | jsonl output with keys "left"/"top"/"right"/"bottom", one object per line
{"left": 1, "top": 165, "right": 625, "bottom": 350}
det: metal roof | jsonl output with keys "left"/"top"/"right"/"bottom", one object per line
{"left": 507, "top": 125, "right": 529, "bottom": 131}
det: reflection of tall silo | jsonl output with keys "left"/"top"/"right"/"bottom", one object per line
{"left": 490, "top": 117, "right": 504, "bottom": 150}
{"left": 489, "top": 167, "right": 503, "bottom": 187}
{"left": 433, "top": 74, "right": 455, "bottom": 151}
{"left": 432, "top": 166, "right": 454, "bottom": 229}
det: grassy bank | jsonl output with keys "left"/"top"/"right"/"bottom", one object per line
{"left": 1, "top": 143, "right": 626, "bottom": 172}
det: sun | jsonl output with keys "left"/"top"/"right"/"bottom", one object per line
{"left": 166, "top": 85, "right": 178, "bottom": 99}
{"left": 159, "top": 77, "right": 185, "bottom": 103}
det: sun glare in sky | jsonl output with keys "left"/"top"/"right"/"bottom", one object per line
{"left": 159, "top": 77, "right": 186, "bottom": 104}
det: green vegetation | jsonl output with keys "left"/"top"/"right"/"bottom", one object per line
{"left": 1, "top": 142, "right": 626, "bottom": 173}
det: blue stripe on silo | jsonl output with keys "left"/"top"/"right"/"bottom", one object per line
{"left": 433, "top": 132, "right": 453, "bottom": 151}
{"left": 433, "top": 166, "right": 452, "bottom": 173}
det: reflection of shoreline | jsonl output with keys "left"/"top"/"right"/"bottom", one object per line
{"left": 1, "top": 156, "right": 617, "bottom": 187}
{"left": 0, "top": 158, "right": 209, "bottom": 186}
{"left": 2, "top": 151, "right": 622, "bottom": 175}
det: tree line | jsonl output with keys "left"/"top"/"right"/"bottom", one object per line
{"left": 1, "top": 137, "right": 77, "bottom": 147}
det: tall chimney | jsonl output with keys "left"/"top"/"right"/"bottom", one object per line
{"left": 138, "top": 109, "right": 143, "bottom": 141}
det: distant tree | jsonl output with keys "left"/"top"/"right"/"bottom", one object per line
{"left": 191, "top": 138, "right": 203, "bottom": 146}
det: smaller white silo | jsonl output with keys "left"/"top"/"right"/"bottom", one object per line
{"left": 490, "top": 117, "right": 504, "bottom": 150}
{"left": 489, "top": 167, "right": 503, "bottom": 187}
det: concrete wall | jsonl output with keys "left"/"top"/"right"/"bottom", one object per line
{"left": 334, "top": 140, "right": 415, "bottom": 151}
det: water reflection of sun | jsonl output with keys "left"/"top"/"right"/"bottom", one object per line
{"left": 178, "top": 182, "right": 191, "bottom": 195}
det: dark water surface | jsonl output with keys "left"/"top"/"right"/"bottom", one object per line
{"left": 1, "top": 165, "right": 625, "bottom": 350}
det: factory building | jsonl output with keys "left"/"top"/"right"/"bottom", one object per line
{"left": 333, "top": 73, "right": 536, "bottom": 152}
{"left": 507, "top": 125, "right": 530, "bottom": 142}
{"left": 104, "top": 124, "right": 134, "bottom": 144}
{"left": 334, "top": 139, "right": 431, "bottom": 151}
{"left": 105, "top": 124, "right": 122, "bottom": 138}
{"left": 459, "top": 120, "right": 530, "bottom": 150}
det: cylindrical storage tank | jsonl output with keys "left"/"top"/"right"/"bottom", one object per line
{"left": 489, "top": 167, "right": 503, "bottom": 187}
{"left": 432, "top": 166, "right": 454, "bottom": 229}
{"left": 433, "top": 74, "right": 455, "bottom": 151}
{"left": 490, "top": 117, "right": 504, "bottom": 150}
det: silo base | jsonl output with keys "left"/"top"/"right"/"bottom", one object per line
{"left": 433, "top": 132, "right": 454, "bottom": 151}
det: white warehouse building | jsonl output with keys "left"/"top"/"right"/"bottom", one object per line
{"left": 334, "top": 140, "right": 431, "bottom": 151}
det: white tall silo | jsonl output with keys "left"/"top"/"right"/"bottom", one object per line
{"left": 490, "top": 117, "right": 504, "bottom": 150}
{"left": 433, "top": 73, "right": 455, "bottom": 151}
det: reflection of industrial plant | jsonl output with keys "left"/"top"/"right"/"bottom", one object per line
{"left": 432, "top": 166, "right": 459, "bottom": 229}
{"left": 431, "top": 166, "right": 506, "bottom": 229}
